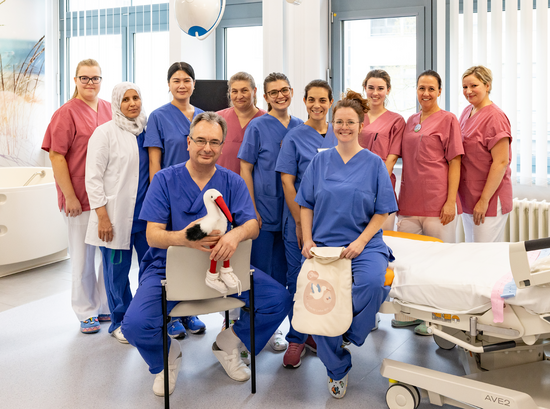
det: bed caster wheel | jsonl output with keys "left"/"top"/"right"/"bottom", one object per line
{"left": 434, "top": 334, "right": 456, "bottom": 350}
{"left": 385, "top": 383, "right": 420, "bottom": 409}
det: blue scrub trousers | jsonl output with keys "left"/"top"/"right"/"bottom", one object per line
{"left": 312, "top": 250, "right": 391, "bottom": 380}
{"left": 283, "top": 219, "right": 308, "bottom": 344}
{"left": 121, "top": 266, "right": 292, "bottom": 374}
{"left": 250, "top": 229, "right": 287, "bottom": 287}
{"left": 100, "top": 230, "right": 149, "bottom": 333}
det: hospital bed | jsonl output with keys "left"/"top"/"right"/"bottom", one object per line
{"left": 379, "top": 232, "right": 550, "bottom": 409}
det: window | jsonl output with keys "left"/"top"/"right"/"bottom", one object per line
{"left": 215, "top": 1, "right": 263, "bottom": 85}
{"left": 59, "top": 1, "right": 169, "bottom": 107}
{"left": 343, "top": 16, "right": 418, "bottom": 120}
{"left": 225, "top": 26, "right": 263, "bottom": 85}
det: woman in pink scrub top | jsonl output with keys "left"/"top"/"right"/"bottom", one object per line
{"left": 398, "top": 70, "right": 463, "bottom": 243}
{"left": 217, "top": 72, "right": 266, "bottom": 174}
{"left": 42, "top": 59, "right": 111, "bottom": 334}
{"left": 359, "top": 69, "right": 405, "bottom": 231}
{"left": 397, "top": 70, "right": 464, "bottom": 336}
{"left": 459, "top": 66, "right": 512, "bottom": 243}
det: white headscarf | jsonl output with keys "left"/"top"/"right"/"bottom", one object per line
{"left": 111, "top": 82, "right": 147, "bottom": 135}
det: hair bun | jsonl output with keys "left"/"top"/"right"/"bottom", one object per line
{"left": 342, "top": 89, "right": 369, "bottom": 113}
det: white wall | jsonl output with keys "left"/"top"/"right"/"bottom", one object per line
{"left": 263, "top": 0, "right": 330, "bottom": 120}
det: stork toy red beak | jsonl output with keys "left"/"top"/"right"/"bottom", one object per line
{"left": 214, "top": 196, "right": 233, "bottom": 223}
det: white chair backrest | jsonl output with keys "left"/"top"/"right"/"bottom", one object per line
{"left": 165, "top": 239, "right": 252, "bottom": 301}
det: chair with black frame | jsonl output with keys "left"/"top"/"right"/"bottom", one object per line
{"left": 161, "top": 239, "right": 256, "bottom": 408}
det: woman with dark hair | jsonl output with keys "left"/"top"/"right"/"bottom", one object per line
{"left": 144, "top": 62, "right": 206, "bottom": 338}
{"left": 296, "top": 90, "right": 397, "bottom": 398}
{"left": 359, "top": 69, "right": 405, "bottom": 231}
{"left": 396, "top": 70, "right": 464, "bottom": 334}
{"left": 42, "top": 58, "right": 111, "bottom": 334}
{"left": 238, "top": 72, "right": 303, "bottom": 351}
{"left": 459, "top": 65, "right": 512, "bottom": 243}
{"left": 275, "top": 79, "right": 336, "bottom": 368}
{"left": 85, "top": 82, "right": 150, "bottom": 343}
{"left": 217, "top": 72, "right": 266, "bottom": 174}
{"left": 145, "top": 62, "right": 204, "bottom": 179}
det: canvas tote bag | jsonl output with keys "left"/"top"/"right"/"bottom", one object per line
{"left": 292, "top": 246, "right": 353, "bottom": 337}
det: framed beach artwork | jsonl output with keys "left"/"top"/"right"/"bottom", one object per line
{"left": 0, "top": 0, "right": 46, "bottom": 167}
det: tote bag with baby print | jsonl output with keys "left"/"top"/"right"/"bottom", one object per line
{"left": 292, "top": 246, "right": 353, "bottom": 337}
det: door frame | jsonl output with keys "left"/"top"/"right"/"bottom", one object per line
{"left": 330, "top": 1, "right": 433, "bottom": 102}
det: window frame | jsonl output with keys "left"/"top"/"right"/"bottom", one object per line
{"left": 58, "top": 0, "right": 169, "bottom": 104}
{"left": 330, "top": 0, "right": 433, "bottom": 104}
{"left": 214, "top": 0, "right": 262, "bottom": 80}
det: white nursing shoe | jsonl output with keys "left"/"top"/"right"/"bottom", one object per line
{"left": 212, "top": 342, "right": 251, "bottom": 382}
{"left": 153, "top": 340, "right": 182, "bottom": 396}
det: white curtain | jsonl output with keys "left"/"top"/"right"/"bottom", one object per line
{"left": 439, "top": 0, "right": 548, "bottom": 187}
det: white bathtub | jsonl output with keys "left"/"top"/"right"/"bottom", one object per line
{"left": 0, "top": 167, "right": 68, "bottom": 277}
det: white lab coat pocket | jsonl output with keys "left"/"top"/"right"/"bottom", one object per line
{"left": 292, "top": 247, "right": 352, "bottom": 337}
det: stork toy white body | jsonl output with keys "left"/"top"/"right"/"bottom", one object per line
{"left": 185, "top": 189, "right": 241, "bottom": 295}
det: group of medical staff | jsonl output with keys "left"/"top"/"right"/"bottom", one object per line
{"left": 42, "top": 57, "right": 512, "bottom": 399}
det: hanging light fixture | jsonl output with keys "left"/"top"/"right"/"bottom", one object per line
{"left": 174, "top": 0, "right": 227, "bottom": 40}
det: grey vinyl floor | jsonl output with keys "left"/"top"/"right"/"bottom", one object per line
{"left": 0, "top": 255, "right": 465, "bottom": 409}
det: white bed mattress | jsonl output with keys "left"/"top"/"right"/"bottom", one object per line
{"left": 384, "top": 236, "right": 550, "bottom": 314}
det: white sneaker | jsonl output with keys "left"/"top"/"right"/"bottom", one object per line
{"left": 212, "top": 342, "right": 251, "bottom": 381}
{"left": 153, "top": 341, "right": 182, "bottom": 396}
{"left": 112, "top": 327, "right": 129, "bottom": 344}
{"left": 269, "top": 329, "right": 288, "bottom": 351}
{"left": 219, "top": 266, "right": 242, "bottom": 294}
{"left": 205, "top": 271, "right": 228, "bottom": 294}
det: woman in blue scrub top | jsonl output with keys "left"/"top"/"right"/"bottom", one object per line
{"left": 145, "top": 62, "right": 204, "bottom": 177}
{"left": 275, "top": 79, "right": 337, "bottom": 368}
{"left": 295, "top": 90, "right": 398, "bottom": 399}
{"left": 144, "top": 62, "right": 206, "bottom": 338}
{"left": 238, "top": 72, "right": 303, "bottom": 351}
{"left": 84, "top": 82, "right": 150, "bottom": 343}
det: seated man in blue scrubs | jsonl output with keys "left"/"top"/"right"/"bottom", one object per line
{"left": 121, "top": 112, "right": 292, "bottom": 396}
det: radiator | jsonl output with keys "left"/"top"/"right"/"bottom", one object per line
{"left": 505, "top": 198, "right": 550, "bottom": 242}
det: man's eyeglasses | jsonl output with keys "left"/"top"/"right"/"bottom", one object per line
{"left": 333, "top": 120, "right": 359, "bottom": 127}
{"left": 77, "top": 76, "right": 103, "bottom": 84}
{"left": 189, "top": 136, "right": 223, "bottom": 148}
{"left": 266, "top": 87, "right": 291, "bottom": 98}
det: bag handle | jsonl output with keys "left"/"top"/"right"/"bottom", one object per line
{"left": 309, "top": 246, "right": 345, "bottom": 264}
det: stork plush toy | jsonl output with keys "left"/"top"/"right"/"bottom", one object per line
{"left": 186, "top": 189, "right": 241, "bottom": 295}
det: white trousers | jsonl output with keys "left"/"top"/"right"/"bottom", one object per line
{"left": 63, "top": 211, "right": 109, "bottom": 321}
{"left": 462, "top": 198, "right": 509, "bottom": 243}
{"left": 381, "top": 212, "right": 396, "bottom": 231}
{"left": 397, "top": 215, "right": 458, "bottom": 243}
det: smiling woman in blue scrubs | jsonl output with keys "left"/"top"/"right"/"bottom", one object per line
{"left": 145, "top": 62, "right": 204, "bottom": 176}
{"left": 295, "top": 90, "right": 398, "bottom": 399}
{"left": 238, "top": 72, "right": 303, "bottom": 351}
{"left": 275, "top": 79, "right": 337, "bottom": 368}
{"left": 144, "top": 61, "right": 205, "bottom": 338}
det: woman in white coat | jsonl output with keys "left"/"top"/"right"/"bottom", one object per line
{"left": 85, "top": 82, "right": 150, "bottom": 343}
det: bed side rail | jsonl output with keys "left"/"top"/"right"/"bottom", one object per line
{"left": 509, "top": 237, "right": 550, "bottom": 289}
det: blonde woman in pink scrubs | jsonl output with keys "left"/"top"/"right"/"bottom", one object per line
{"left": 458, "top": 66, "right": 512, "bottom": 242}
{"left": 359, "top": 69, "right": 405, "bottom": 231}
{"left": 42, "top": 59, "right": 111, "bottom": 334}
{"left": 217, "top": 72, "right": 267, "bottom": 174}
